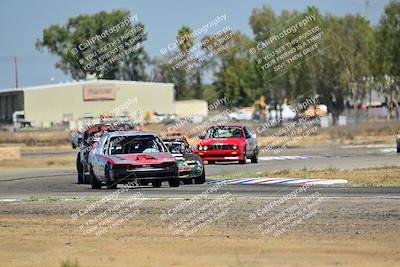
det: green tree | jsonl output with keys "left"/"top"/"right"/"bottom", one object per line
{"left": 249, "top": 5, "right": 277, "bottom": 42}
{"left": 36, "top": 10, "right": 148, "bottom": 81}
{"left": 173, "top": 26, "right": 195, "bottom": 99}
{"left": 374, "top": 0, "right": 400, "bottom": 120}
{"left": 205, "top": 31, "right": 258, "bottom": 106}
{"left": 339, "top": 15, "right": 374, "bottom": 123}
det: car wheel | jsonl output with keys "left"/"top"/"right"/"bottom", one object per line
{"left": 239, "top": 154, "right": 246, "bottom": 164}
{"left": 168, "top": 179, "right": 180, "bottom": 187}
{"left": 105, "top": 165, "right": 117, "bottom": 189}
{"left": 83, "top": 169, "right": 90, "bottom": 184}
{"left": 239, "top": 147, "right": 247, "bottom": 164}
{"left": 251, "top": 150, "right": 258, "bottom": 163}
{"left": 194, "top": 172, "right": 206, "bottom": 184}
{"left": 90, "top": 167, "right": 102, "bottom": 189}
{"left": 183, "top": 179, "right": 193, "bottom": 185}
{"left": 152, "top": 181, "right": 162, "bottom": 188}
{"left": 76, "top": 153, "right": 84, "bottom": 184}
{"left": 139, "top": 180, "right": 149, "bottom": 186}
{"left": 208, "top": 160, "right": 215, "bottom": 164}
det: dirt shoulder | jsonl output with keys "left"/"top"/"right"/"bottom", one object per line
{"left": 0, "top": 198, "right": 399, "bottom": 267}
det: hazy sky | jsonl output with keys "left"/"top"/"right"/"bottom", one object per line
{"left": 0, "top": 0, "right": 390, "bottom": 89}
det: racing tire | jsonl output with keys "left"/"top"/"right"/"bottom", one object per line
{"left": 76, "top": 153, "right": 84, "bottom": 184}
{"left": 251, "top": 150, "right": 258, "bottom": 163}
{"left": 83, "top": 170, "right": 91, "bottom": 184}
{"left": 194, "top": 172, "right": 206, "bottom": 184}
{"left": 105, "top": 165, "right": 117, "bottom": 189}
{"left": 90, "top": 167, "right": 102, "bottom": 189}
{"left": 183, "top": 179, "right": 193, "bottom": 185}
{"left": 139, "top": 180, "right": 149, "bottom": 186}
{"left": 152, "top": 181, "right": 162, "bottom": 188}
{"left": 168, "top": 179, "right": 180, "bottom": 187}
{"left": 239, "top": 147, "right": 246, "bottom": 164}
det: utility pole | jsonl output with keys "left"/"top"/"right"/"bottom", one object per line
{"left": 14, "top": 56, "right": 19, "bottom": 89}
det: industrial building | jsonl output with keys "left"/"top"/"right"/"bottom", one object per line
{"left": 0, "top": 80, "right": 207, "bottom": 128}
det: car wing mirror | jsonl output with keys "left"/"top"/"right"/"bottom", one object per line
{"left": 199, "top": 133, "right": 205, "bottom": 139}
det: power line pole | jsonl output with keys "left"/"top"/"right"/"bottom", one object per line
{"left": 14, "top": 56, "right": 19, "bottom": 89}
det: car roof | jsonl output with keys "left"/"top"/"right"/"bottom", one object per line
{"left": 105, "top": 131, "right": 156, "bottom": 137}
{"left": 161, "top": 136, "right": 187, "bottom": 141}
{"left": 211, "top": 124, "right": 244, "bottom": 128}
{"left": 85, "top": 122, "right": 136, "bottom": 133}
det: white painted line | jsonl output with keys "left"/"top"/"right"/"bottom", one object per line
{"left": 341, "top": 144, "right": 393, "bottom": 149}
{"left": 307, "top": 179, "right": 348, "bottom": 185}
{"left": 0, "top": 199, "right": 19, "bottom": 202}
{"left": 381, "top": 148, "right": 397, "bottom": 153}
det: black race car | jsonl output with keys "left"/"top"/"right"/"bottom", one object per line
{"left": 75, "top": 122, "right": 138, "bottom": 184}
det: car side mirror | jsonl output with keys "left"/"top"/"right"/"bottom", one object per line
{"left": 199, "top": 133, "right": 205, "bottom": 139}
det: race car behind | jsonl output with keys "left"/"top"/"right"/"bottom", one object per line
{"left": 162, "top": 135, "right": 205, "bottom": 184}
{"left": 194, "top": 124, "right": 258, "bottom": 164}
{"left": 75, "top": 122, "right": 137, "bottom": 184}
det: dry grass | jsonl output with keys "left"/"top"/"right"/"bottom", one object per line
{"left": 0, "top": 198, "right": 399, "bottom": 267}
{"left": 0, "top": 156, "right": 74, "bottom": 170}
{"left": 0, "top": 147, "right": 21, "bottom": 160}
{"left": 257, "top": 121, "right": 400, "bottom": 147}
{"left": 0, "top": 130, "right": 70, "bottom": 146}
{"left": 0, "top": 121, "right": 398, "bottom": 148}
{"left": 277, "top": 166, "right": 400, "bottom": 187}
{"left": 20, "top": 145, "right": 73, "bottom": 153}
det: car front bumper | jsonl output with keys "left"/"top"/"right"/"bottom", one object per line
{"left": 109, "top": 166, "right": 179, "bottom": 182}
{"left": 194, "top": 150, "right": 245, "bottom": 162}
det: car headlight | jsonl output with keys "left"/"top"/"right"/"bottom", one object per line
{"left": 204, "top": 146, "right": 208, "bottom": 150}
{"left": 198, "top": 146, "right": 203, "bottom": 151}
{"left": 232, "top": 145, "right": 238, "bottom": 150}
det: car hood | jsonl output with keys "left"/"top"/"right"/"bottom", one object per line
{"left": 108, "top": 153, "right": 176, "bottom": 164}
{"left": 199, "top": 138, "right": 244, "bottom": 146}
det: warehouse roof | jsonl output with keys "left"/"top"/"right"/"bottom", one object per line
{"left": 0, "top": 80, "right": 174, "bottom": 94}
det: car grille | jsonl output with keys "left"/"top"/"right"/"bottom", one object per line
{"left": 208, "top": 144, "right": 236, "bottom": 150}
{"left": 114, "top": 162, "right": 176, "bottom": 169}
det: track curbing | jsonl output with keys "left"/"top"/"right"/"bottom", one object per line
{"left": 208, "top": 177, "right": 348, "bottom": 186}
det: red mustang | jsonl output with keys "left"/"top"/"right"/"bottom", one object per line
{"left": 194, "top": 124, "right": 258, "bottom": 164}
{"left": 88, "top": 131, "right": 179, "bottom": 189}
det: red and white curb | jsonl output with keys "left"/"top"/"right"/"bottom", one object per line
{"left": 208, "top": 177, "right": 348, "bottom": 186}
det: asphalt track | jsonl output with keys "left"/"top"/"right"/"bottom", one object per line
{"left": 0, "top": 152, "right": 399, "bottom": 200}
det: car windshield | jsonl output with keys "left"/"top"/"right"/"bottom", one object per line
{"left": 108, "top": 135, "right": 167, "bottom": 155}
{"left": 206, "top": 126, "right": 243, "bottom": 138}
{"left": 165, "top": 142, "right": 185, "bottom": 153}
